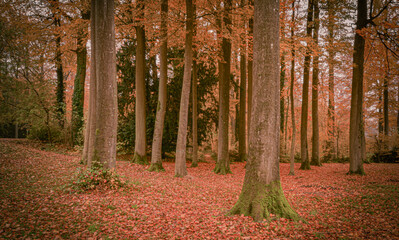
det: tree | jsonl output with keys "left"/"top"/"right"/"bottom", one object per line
{"left": 85, "top": 0, "right": 117, "bottom": 169}
{"left": 191, "top": 2, "right": 199, "bottom": 168}
{"left": 310, "top": 0, "right": 321, "bottom": 166}
{"left": 149, "top": 0, "right": 168, "bottom": 172}
{"left": 349, "top": 0, "right": 367, "bottom": 175}
{"left": 175, "top": 0, "right": 194, "bottom": 178}
{"left": 289, "top": 0, "right": 296, "bottom": 176}
{"left": 133, "top": 0, "right": 148, "bottom": 165}
{"left": 214, "top": 0, "right": 232, "bottom": 175}
{"left": 299, "top": 0, "right": 313, "bottom": 170}
{"left": 238, "top": 0, "right": 247, "bottom": 163}
{"left": 247, "top": 0, "right": 253, "bottom": 146}
{"left": 71, "top": 6, "right": 90, "bottom": 146}
{"left": 230, "top": 0, "right": 299, "bottom": 222}
{"left": 325, "top": 0, "right": 336, "bottom": 161}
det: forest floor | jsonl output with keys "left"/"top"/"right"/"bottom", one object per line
{"left": 0, "top": 139, "right": 398, "bottom": 239}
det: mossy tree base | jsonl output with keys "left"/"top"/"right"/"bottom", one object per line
{"left": 229, "top": 181, "right": 300, "bottom": 222}
{"left": 299, "top": 160, "right": 311, "bottom": 170}
{"left": 213, "top": 163, "right": 232, "bottom": 175}
{"left": 132, "top": 152, "right": 148, "bottom": 165}
{"left": 238, "top": 153, "right": 247, "bottom": 162}
{"left": 288, "top": 171, "right": 295, "bottom": 176}
{"left": 347, "top": 168, "right": 365, "bottom": 175}
{"left": 148, "top": 162, "right": 165, "bottom": 172}
{"left": 310, "top": 158, "right": 322, "bottom": 167}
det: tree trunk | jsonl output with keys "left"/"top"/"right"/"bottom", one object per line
{"left": 349, "top": 0, "right": 366, "bottom": 175}
{"left": 175, "top": 0, "right": 194, "bottom": 177}
{"left": 215, "top": 0, "right": 232, "bottom": 175}
{"left": 230, "top": 0, "right": 299, "bottom": 222}
{"left": 326, "top": 0, "right": 336, "bottom": 160}
{"left": 149, "top": 0, "right": 168, "bottom": 172}
{"left": 289, "top": 0, "right": 296, "bottom": 176}
{"left": 55, "top": 17, "right": 65, "bottom": 128}
{"left": 383, "top": 76, "right": 389, "bottom": 135}
{"left": 280, "top": 53, "right": 286, "bottom": 155}
{"left": 247, "top": 0, "right": 253, "bottom": 145}
{"left": 133, "top": 0, "right": 148, "bottom": 165}
{"left": 238, "top": 0, "right": 247, "bottom": 163}
{"left": 299, "top": 0, "right": 313, "bottom": 170}
{"left": 83, "top": 1, "right": 98, "bottom": 166}
{"left": 88, "top": 0, "right": 117, "bottom": 169}
{"left": 71, "top": 31, "right": 88, "bottom": 146}
{"left": 191, "top": 3, "right": 199, "bottom": 168}
{"left": 310, "top": 0, "right": 321, "bottom": 166}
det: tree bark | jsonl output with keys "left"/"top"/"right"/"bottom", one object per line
{"left": 71, "top": 13, "right": 89, "bottom": 146}
{"left": 383, "top": 76, "right": 389, "bottom": 135}
{"left": 238, "top": 0, "right": 247, "bottom": 163}
{"left": 326, "top": 0, "right": 336, "bottom": 160}
{"left": 247, "top": 0, "right": 253, "bottom": 145}
{"left": 310, "top": 0, "right": 321, "bottom": 166}
{"left": 191, "top": 3, "right": 199, "bottom": 168}
{"left": 289, "top": 0, "right": 296, "bottom": 176}
{"left": 230, "top": 0, "right": 299, "bottom": 222}
{"left": 349, "top": 0, "right": 366, "bottom": 175}
{"left": 299, "top": 0, "right": 313, "bottom": 170}
{"left": 88, "top": 0, "right": 117, "bottom": 169}
{"left": 215, "top": 0, "right": 232, "bottom": 175}
{"left": 149, "top": 0, "right": 168, "bottom": 172}
{"left": 175, "top": 0, "right": 194, "bottom": 177}
{"left": 133, "top": 0, "right": 148, "bottom": 165}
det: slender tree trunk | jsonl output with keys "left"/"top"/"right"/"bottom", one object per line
{"left": 88, "top": 0, "right": 117, "bottom": 169}
{"left": 299, "top": 0, "right": 313, "bottom": 170}
{"left": 215, "top": 0, "right": 232, "bottom": 175}
{"left": 175, "top": 0, "right": 194, "bottom": 177}
{"left": 349, "top": 0, "right": 367, "bottom": 175}
{"left": 310, "top": 0, "right": 321, "bottom": 166}
{"left": 383, "top": 76, "right": 389, "bottom": 135}
{"left": 149, "top": 0, "right": 168, "bottom": 172}
{"left": 72, "top": 31, "right": 88, "bottom": 146}
{"left": 133, "top": 0, "right": 148, "bottom": 165}
{"left": 289, "top": 0, "right": 296, "bottom": 176}
{"left": 230, "top": 0, "right": 299, "bottom": 222}
{"left": 55, "top": 20, "right": 65, "bottom": 128}
{"left": 326, "top": 0, "right": 336, "bottom": 160}
{"left": 280, "top": 53, "right": 286, "bottom": 155}
{"left": 191, "top": 3, "right": 199, "bottom": 168}
{"left": 238, "top": 8, "right": 247, "bottom": 163}
{"left": 247, "top": 0, "right": 253, "bottom": 145}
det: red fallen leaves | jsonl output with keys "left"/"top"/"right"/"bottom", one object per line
{"left": 0, "top": 139, "right": 399, "bottom": 239}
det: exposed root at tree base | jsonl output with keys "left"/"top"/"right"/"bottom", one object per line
{"left": 132, "top": 152, "right": 148, "bottom": 165}
{"left": 147, "top": 162, "right": 165, "bottom": 172}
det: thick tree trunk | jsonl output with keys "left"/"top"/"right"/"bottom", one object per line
{"left": 83, "top": 1, "right": 98, "bottom": 166}
{"left": 55, "top": 23, "right": 65, "bottom": 128}
{"left": 215, "top": 0, "right": 232, "bottom": 175}
{"left": 349, "top": 0, "right": 366, "bottom": 175}
{"left": 280, "top": 53, "right": 286, "bottom": 155}
{"left": 88, "top": 0, "right": 117, "bottom": 169}
{"left": 175, "top": 0, "right": 194, "bottom": 177}
{"left": 149, "top": 0, "right": 168, "bottom": 172}
{"left": 310, "top": 0, "right": 321, "bottom": 166}
{"left": 299, "top": 0, "right": 313, "bottom": 170}
{"left": 289, "top": 0, "right": 296, "bottom": 176}
{"left": 133, "top": 0, "right": 148, "bottom": 165}
{"left": 326, "top": 0, "right": 336, "bottom": 160}
{"left": 230, "top": 0, "right": 299, "bottom": 222}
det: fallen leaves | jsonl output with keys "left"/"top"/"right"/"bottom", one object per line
{"left": 0, "top": 139, "right": 398, "bottom": 239}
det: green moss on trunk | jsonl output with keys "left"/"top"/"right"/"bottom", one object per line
{"left": 190, "top": 161, "right": 198, "bottom": 168}
{"left": 148, "top": 161, "right": 165, "bottom": 172}
{"left": 213, "top": 162, "right": 231, "bottom": 175}
{"left": 348, "top": 168, "right": 365, "bottom": 175}
{"left": 229, "top": 181, "right": 300, "bottom": 222}
{"left": 310, "top": 158, "right": 322, "bottom": 167}
{"left": 132, "top": 152, "right": 148, "bottom": 165}
{"left": 299, "top": 160, "right": 311, "bottom": 170}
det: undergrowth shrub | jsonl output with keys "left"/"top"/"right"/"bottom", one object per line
{"left": 72, "top": 162, "right": 127, "bottom": 191}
